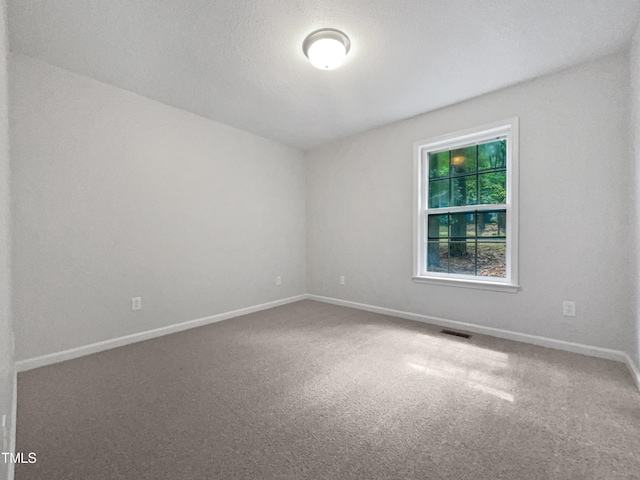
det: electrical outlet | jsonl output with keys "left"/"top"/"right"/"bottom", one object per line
{"left": 562, "top": 301, "right": 575, "bottom": 317}
{"left": 276, "top": 276, "right": 282, "bottom": 286}
{"left": 339, "top": 276, "right": 345, "bottom": 285}
{"left": 132, "top": 297, "right": 142, "bottom": 311}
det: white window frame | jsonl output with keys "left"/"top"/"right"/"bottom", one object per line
{"left": 412, "top": 118, "right": 519, "bottom": 293}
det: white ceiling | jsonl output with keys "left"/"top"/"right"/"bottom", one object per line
{"left": 8, "top": 1, "right": 640, "bottom": 150}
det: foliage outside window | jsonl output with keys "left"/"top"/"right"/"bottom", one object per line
{"left": 413, "top": 119, "right": 518, "bottom": 291}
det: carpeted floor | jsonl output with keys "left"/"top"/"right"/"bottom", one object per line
{"left": 15, "top": 300, "right": 640, "bottom": 479}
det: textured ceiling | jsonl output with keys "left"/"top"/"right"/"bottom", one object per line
{"left": 7, "top": 1, "right": 640, "bottom": 150}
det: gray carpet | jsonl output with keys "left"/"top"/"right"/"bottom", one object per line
{"left": 15, "top": 300, "right": 640, "bottom": 479}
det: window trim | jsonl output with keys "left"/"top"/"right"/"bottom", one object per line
{"left": 412, "top": 118, "right": 519, "bottom": 292}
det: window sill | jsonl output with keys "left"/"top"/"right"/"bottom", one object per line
{"left": 412, "top": 276, "right": 519, "bottom": 293}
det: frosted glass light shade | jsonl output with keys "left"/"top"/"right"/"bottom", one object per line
{"left": 307, "top": 38, "right": 346, "bottom": 69}
{"left": 303, "top": 29, "right": 351, "bottom": 70}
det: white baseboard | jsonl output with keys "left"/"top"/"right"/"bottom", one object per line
{"left": 15, "top": 295, "right": 307, "bottom": 373}
{"left": 307, "top": 294, "right": 640, "bottom": 390}
{"left": 14, "top": 292, "right": 640, "bottom": 393}
{"left": 622, "top": 352, "right": 640, "bottom": 391}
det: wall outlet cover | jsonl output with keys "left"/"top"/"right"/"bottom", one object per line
{"left": 562, "top": 301, "right": 576, "bottom": 317}
{"left": 132, "top": 297, "right": 142, "bottom": 311}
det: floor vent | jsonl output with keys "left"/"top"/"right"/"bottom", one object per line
{"left": 440, "top": 329, "right": 471, "bottom": 339}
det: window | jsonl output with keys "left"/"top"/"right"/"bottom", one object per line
{"left": 413, "top": 118, "right": 519, "bottom": 292}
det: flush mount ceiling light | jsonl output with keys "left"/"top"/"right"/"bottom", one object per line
{"left": 302, "top": 28, "right": 351, "bottom": 70}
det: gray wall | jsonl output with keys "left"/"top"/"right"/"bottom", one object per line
{"left": 9, "top": 44, "right": 640, "bottom": 372}
{"left": 0, "top": 0, "right": 14, "bottom": 479}
{"left": 306, "top": 52, "right": 634, "bottom": 353}
{"left": 631, "top": 24, "right": 640, "bottom": 372}
{"left": 10, "top": 54, "right": 307, "bottom": 361}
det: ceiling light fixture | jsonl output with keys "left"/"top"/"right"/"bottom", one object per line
{"left": 302, "top": 28, "right": 351, "bottom": 70}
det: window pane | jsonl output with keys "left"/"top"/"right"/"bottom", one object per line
{"left": 450, "top": 146, "right": 476, "bottom": 175}
{"left": 479, "top": 171, "right": 506, "bottom": 204}
{"left": 448, "top": 242, "right": 476, "bottom": 275}
{"left": 478, "top": 140, "right": 506, "bottom": 171}
{"left": 426, "top": 241, "right": 448, "bottom": 273}
{"left": 427, "top": 214, "right": 448, "bottom": 239}
{"left": 478, "top": 211, "right": 506, "bottom": 238}
{"left": 451, "top": 176, "right": 477, "bottom": 206}
{"left": 428, "top": 151, "right": 449, "bottom": 178}
{"left": 420, "top": 126, "right": 513, "bottom": 281}
{"left": 429, "top": 179, "right": 450, "bottom": 208}
{"left": 450, "top": 213, "right": 475, "bottom": 239}
{"left": 477, "top": 242, "right": 506, "bottom": 277}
